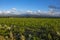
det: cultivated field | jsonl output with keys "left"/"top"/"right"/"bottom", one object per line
{"left": 0, "top": 18, "right": 60, "bottom": 40}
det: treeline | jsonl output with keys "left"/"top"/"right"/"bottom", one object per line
{"left": 0, "top": 15, "right": 60, "bottom": 18}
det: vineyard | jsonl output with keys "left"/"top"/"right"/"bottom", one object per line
{"left": 0, "top": 18, "right": 60, "bottom": 40}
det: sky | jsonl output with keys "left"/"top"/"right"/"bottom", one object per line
{"left": 0, "top": 0, "right": 60, "bottom": 11}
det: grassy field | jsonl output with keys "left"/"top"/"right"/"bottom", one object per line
{"left": 0, "top": 18, "right": 60, "bottom": 40}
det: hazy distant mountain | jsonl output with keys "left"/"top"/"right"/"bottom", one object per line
{"left": 0, "top": 8, "right": 60, "bottom": 18}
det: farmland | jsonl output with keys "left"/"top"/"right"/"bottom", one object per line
{"left": 0, "top": 18, "right": 60, "bottom": 40}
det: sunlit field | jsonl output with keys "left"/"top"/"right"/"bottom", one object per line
{"left": 0, "top": 18, "right": 60, "bottom": 40}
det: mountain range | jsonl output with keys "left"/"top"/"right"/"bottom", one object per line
{"left": 0, "top": 8, "right": 60, "bottom": 18}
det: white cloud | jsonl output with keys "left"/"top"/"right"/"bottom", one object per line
{"left": 0, "top": 11, "right": 2, "bottom": 14}
{"left": 26, "top": 10, "right": 32, "bottom": 13}
{"left": 3, "top": 11, "right": 11, "bottom": 14}
{"left": 26, "top": 10, "right": 33, "bottom": 14}
{"left": 0, "top": 8, "right": 60, "bottom": 17}
{"left": 10, "top": 8, "right": 16, "bottom": 13}
{"left": 37, "top": 10, "right": 41, "bottom": 13}
{"left": 0, "top": 8, "right": 16, "bottom": 15}
{"left": 12, "top": 8, "right": 16, "bottom": 11}
{"left": 6, "top": 11, "right": 11, "bottom": 13}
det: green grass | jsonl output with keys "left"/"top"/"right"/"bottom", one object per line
{"left": 0, "top": 18, "right": 60, "bottom": 32}
{"left": 0, "top": 18, "right": 60, "bottom": 28}
{"left": 0, "top": 18, "right": 60, "bottom": 40}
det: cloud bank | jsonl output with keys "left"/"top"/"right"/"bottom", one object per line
{"left": 0, "top": 8, "right": 60, "bottom": 17}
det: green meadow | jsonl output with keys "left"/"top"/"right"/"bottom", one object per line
{"left": 0, "top": 18, "right": 60, "bottom": 40}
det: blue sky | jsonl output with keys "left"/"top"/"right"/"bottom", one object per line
{"left": 0, "top": 0, "right": 60, "bottom": 11}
